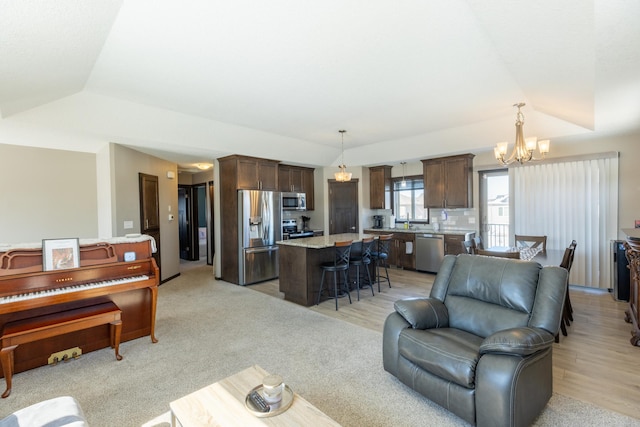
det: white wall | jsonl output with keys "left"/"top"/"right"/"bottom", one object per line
{"left": 0, "top": 144, "right": 98, "bottom": 243}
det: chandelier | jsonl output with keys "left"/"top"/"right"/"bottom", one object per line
{"left": 494, "top": 103, "right": 550, "bottom": 165}
{"left": 334, "top": 130, "right": 352, "bottom": 182}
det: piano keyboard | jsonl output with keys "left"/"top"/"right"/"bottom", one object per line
{"left": 0, "top": 275, "right": 149, "bottom": 304}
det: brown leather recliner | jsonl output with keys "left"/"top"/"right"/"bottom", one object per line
{"left": 383, "top": 254, "right": 567, "bottom": 427}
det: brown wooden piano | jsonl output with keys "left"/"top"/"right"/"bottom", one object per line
{"left": 0, "top": 237, "right": 158, "bottom": 388}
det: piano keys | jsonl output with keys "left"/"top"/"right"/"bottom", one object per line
{"left": 0, "top": 237, "right": 158, "bottom": 377}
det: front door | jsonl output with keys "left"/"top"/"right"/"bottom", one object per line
{"left": 329, "top": 179, "right": 359, "bottom": 234}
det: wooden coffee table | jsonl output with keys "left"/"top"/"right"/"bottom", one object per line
{"left": 170, "top": 365, "right": 341, "bottom": 426}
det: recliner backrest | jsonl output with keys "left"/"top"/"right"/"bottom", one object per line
{"left": 431, "top": 255, "right": 566, "bottom": 337}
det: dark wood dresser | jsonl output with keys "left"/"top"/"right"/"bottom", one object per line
{"left": 622, "top": 228, "right": 640, "bottom": 346}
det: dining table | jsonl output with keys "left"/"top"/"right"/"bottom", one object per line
{"left": 483, "top": 246, "right": 565, "bottom": 267}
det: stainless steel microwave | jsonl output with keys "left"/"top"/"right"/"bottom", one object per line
{"left": 282, "top": 192, "right": 306, "bottom": 211}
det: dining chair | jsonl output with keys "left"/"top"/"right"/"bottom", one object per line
{"left": 515, "top": 235, "right": 547, "bottom": 252}
{"left": 555, "top": 240, "right": 577, "bottom": 342}
{"left": 477, "top": 248, "right": 520, "bottom": 259}
{"left": 473, "top": 236, "right": 484, "bottom": 251}
{"left": 317, "top": 240, "right": 353, "bottom": 311}
{"left": 461, "top": 240, "right": 475, "bottom": 255}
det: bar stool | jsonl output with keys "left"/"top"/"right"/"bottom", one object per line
{"left": 371, "top": 234, "right": 392, "bottom": 292}
{"left": 350, "top": 237, "right": 375, "bottom": 300}
{"left": 317, "top": 240, "right": 353, "bottom": 310}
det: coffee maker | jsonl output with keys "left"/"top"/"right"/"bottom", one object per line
{"left": 372, "top": 215, "right": 384, "bottom": 229}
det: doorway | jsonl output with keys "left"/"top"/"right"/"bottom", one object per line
{"left": 328, "top": 179, "right": 359, "bottom": 234}
{"left": 139, "top": 173, "right": 161, "bottom": 271}
{"left": 478, "top": 169, "right": 509, "bottom": 248}
{"left": 178, "top": 182, "right": 214, "bottom": 264}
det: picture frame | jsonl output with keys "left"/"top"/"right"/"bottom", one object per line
{"left": 42, "top": 238, "right": 80, "bottom": 271}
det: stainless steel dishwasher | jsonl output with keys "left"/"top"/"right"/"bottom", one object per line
{"left": 416, "top": 234, "right": 445, "bottom": 273}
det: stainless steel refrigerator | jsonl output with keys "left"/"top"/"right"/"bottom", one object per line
{"left": 238, "top": 190, "right": 281, "bottom": 285}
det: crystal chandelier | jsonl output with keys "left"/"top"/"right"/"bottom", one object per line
{"left": 334, "top": 130, "right": 352, "bottom": 182}
{"left": 494, "top": 103, "right": 550, "bottom": 165}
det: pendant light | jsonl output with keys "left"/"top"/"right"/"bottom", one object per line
{"left": 334, "top": 130, "right": 352, "bottom": 182}
{"left": 400, "top": 162, "right": 407, "bottom": 187}
{"left": 494, "top": 103, "right": 550, "bottom": 165}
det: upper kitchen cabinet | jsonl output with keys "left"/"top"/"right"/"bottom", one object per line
{"left": 278, "top": 164, "right": 315, "bottom": 210}
{"left": 278, "top": 165, "right": 302, "bottom": 192}
{"left": 369, "top": 165, "right": 392, "bottom": 209}
{"left": 422, "top": 154, "right": 475, "bottom": 209}
{"left": 219, "top": 155, "right": 279, "bottom": 191}
{"left": 302, "top": 167, "right": 315, "bottom": 210}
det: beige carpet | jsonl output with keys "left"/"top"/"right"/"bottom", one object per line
{"left": 2, "top": 265, "right": 639, "bottom": 427}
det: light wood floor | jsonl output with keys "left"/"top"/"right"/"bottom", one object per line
{"left": 250, "top": 267, "right": 640, "bottom": 420}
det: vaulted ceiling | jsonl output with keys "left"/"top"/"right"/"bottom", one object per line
{"left": 1, "top": 0, "right": 638, "bottom": 170}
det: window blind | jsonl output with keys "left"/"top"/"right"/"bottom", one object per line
{"left": 511, "top": 155, "right": 619, "bottom": 288}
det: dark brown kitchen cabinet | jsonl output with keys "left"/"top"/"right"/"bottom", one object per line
{"left": 223, "top": 155, "right": 278, "bottom": 190}
{"left": 422, "top": 154, "right": 474, "bottom": 209}
{"left": 444, "top": 234, "right": 466, "bottom": 256}
{"left": 302, "top": 168, "right": 315, "bottom": 210}
{"left": 278, "top": 165, "right": 303, "bottom": 192}
{"left": 278, "top": 164, "right": 315, "bottom": 210}
{"left": 367, "top": 230, "right": 415, "bottom": 270}
{"left": 369, "top": 165, "right": 392, "bottom": 209}
{"left": 392, "top": 233, "right": 415, "bottom": 269}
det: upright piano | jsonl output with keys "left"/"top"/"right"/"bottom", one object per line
{"left": 0, "top": 236, "right": 158, "bottom": 377}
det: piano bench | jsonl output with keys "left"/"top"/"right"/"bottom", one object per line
{"left": 0, "top": 301, "right": 123, "bottom": 398}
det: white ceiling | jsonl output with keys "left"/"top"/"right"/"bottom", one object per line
{"left": 1, "top": 0, "right": 638, "bottom": 171}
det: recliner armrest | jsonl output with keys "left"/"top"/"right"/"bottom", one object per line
{"left": 480, "top": 327, "right": 555, "bottom": 356}
{"left": 393, "top": 298, "right": 449, "bottom": 329}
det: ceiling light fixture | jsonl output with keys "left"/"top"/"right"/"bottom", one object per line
{"left": 494, "top": 103, "right": 550, "bottom": 165}
{"left": 334, "top": 130, "right": 352, "bottom": 182}
{"left": 400, "top": 162, "right": 407, "bottom": 187}
{"left": 195, "top": 163, "right": 212, "bottom": 170}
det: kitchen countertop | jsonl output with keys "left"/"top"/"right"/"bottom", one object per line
{"left": 364, "top": 228, "right": 477, "bottom": 236}
{"left": 277, "top": 233, "right": 373, "bottom": 249}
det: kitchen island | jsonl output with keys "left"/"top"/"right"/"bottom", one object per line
{"left": 277, "top": 233, "right": 372, "bottom": 306}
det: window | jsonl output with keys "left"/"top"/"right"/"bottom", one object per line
{"left": 392, "top": 176, "right": 427, "bottom": 223}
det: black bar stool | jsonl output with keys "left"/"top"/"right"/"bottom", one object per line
{"left": 350, "top": 237, "right": 375, "bottom": 300}
{"left": 317, "top": 240, "right": 353, "bottom": 310}
{"left": 371, "top": 234, "right": 392, "bottom": 292}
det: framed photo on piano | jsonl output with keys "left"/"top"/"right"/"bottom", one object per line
{"left": 42, "top": 238, "right": 80, "bottom": 271}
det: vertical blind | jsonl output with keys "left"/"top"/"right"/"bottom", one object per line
{"left": 511, "top": 154, "right": 619, "bottom": 288}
